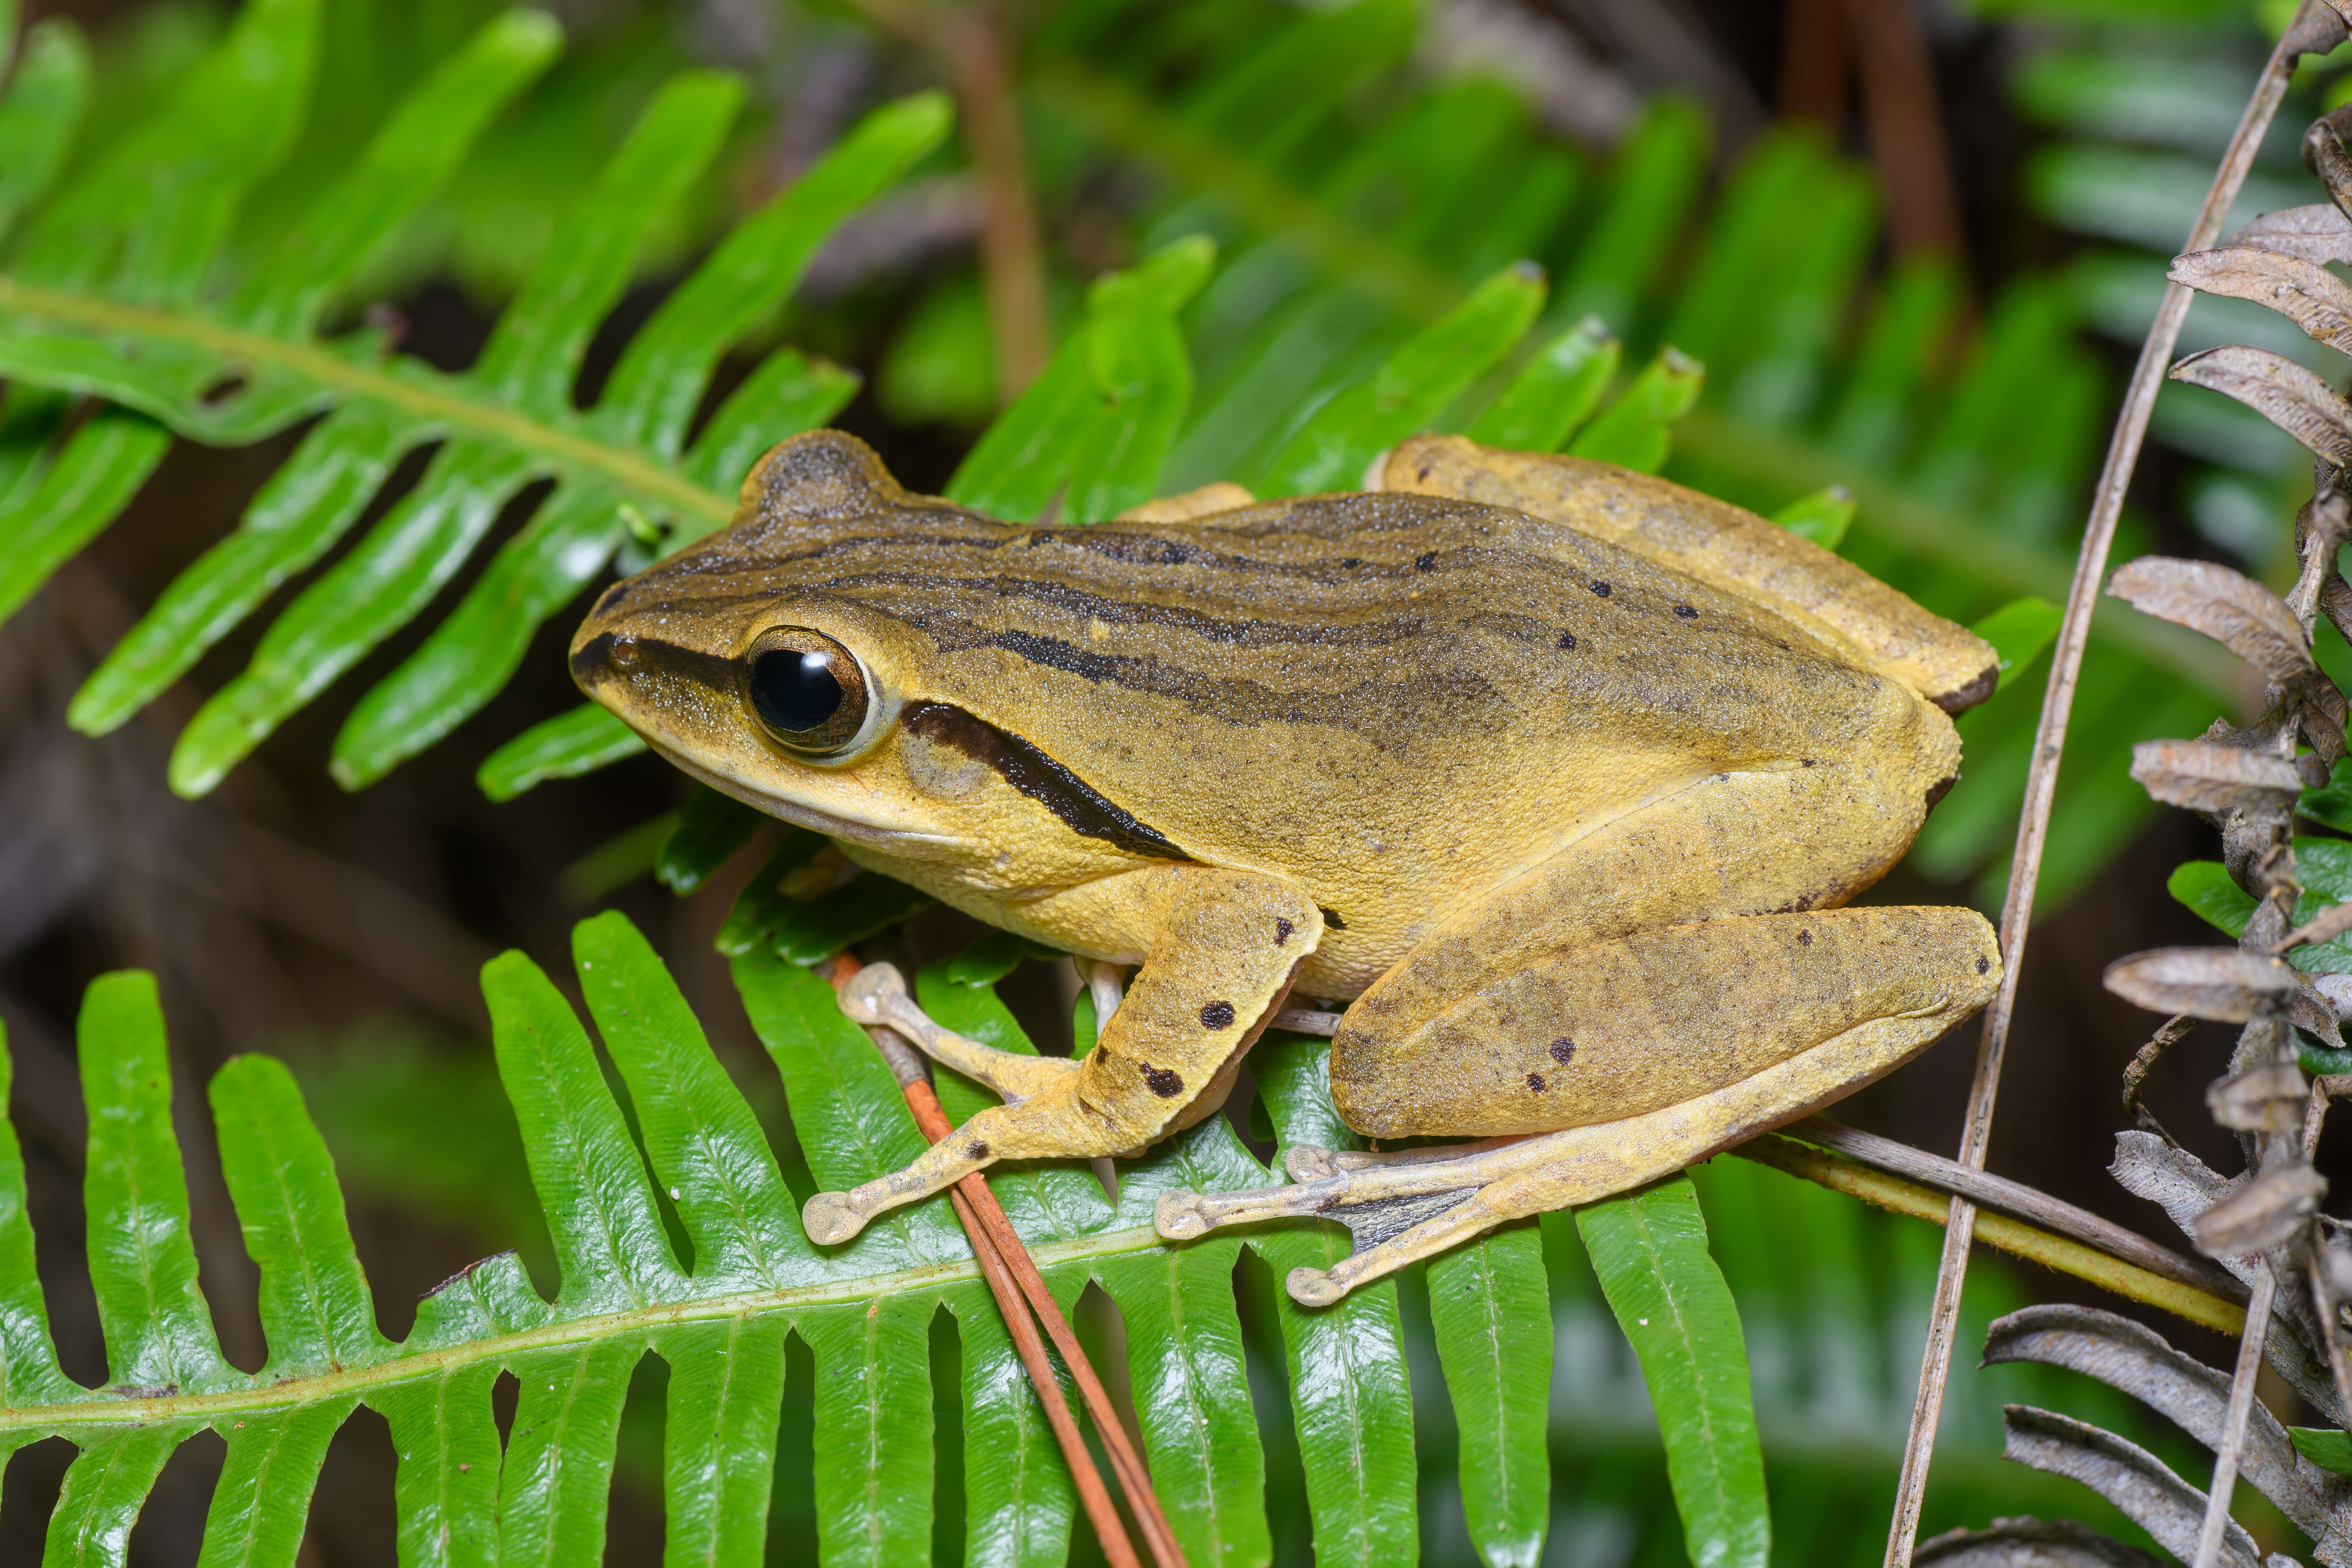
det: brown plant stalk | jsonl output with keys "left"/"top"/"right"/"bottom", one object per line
{"left": 1883, "top": 9, "right": 2343, "bottom": 1561}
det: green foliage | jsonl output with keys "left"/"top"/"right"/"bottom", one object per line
{"left": 1969, "top": 596, "right": 2064, "bottom": 693}
{"left": 0, "top": 2, "right": 940, "bottom": 800}
{"left": 0, "top": 913, "right": 1620, "bottom": 1564}
{"left": 1576, "top": 1177, "right": 1769, "bottom": 1568}
{"left": 2292, "top": 1425, "right": 2352, "bottom": 1475}
{"left": 1771, "top": 485, "right": 1856, "bottom": 552}
{"left": 9, "top": 909, "right": 2183, "bottom": 1564}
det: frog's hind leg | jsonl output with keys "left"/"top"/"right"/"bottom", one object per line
{"left": 1156, "top": 906, "right": 2001, "bottom": 1305}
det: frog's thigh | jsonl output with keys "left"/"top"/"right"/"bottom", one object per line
{"left": 1346, "top": 748, "right": 1951, "bottom": 1063}
{"left": 1332, "top": 907, "right": 1998, "bottom": 1139}
{"left": 802, "top": 865, "right": 1316, "bottom": 1245}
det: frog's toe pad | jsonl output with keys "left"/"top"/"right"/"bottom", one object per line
{"left": 1286, "top": 1268, "right": 1346, "bottom": 1307}
{"left": 1155, "top": 1192, "right": 1214, "bottom": 1240}
{"left": 1285, "top": 1144, "right": 1341, "bottom": 1181}
{"left": 803, "top": 1191, "right": 867, "bottom": 1246}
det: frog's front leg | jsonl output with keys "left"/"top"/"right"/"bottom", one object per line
{"left": 802, "top": 868, "right": 1320, "bottom": 1244}
{"left": 1157, "top": 906, "right": 1999, "bottom": 1304}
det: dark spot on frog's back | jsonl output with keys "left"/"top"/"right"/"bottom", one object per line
{"left": 1549, "top": 1037, "right": 1575, "bottom": 1065}
{"left": 899, "top": 701, "right": 1194, "bottom": 863}
{"left": 967, "top": 1140, "right": 988, "bottom": 1159}
{"left": 1976, "top": 957, "right": 1990, "bottom": 974}
{"left": 1674, "top": 604, "right": 1697, "bottom": 619}
{"left": 1526, "top": 1073, "right": 1546, "bottom": 1092}
{"left": 1274, "top": 918, "right": 1293, "bottom": 946}
{"left": 1144, "top": 1066, "right": 1185, "bottom": 1098}
{"left": 1199, "top": 1000, "right": 1236, "bottom": 1029}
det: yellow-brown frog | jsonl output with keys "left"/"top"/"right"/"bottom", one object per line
{"left": 570, "top": 429, "right": 2001, "bottom": 1304}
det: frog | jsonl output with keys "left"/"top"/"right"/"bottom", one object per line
{"left": 569, "top": 427, "right": 2004, "bottom": 1305}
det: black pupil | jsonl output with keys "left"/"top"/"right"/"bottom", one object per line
{"left": 752, "top": 649, "right": 844, "bottom": 734}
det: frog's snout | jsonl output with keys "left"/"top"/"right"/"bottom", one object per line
{"left": 568, "top": 629, "right": 632, "bottom": 701}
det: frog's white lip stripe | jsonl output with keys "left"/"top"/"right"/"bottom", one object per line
{"left": 654, "top": 743, "right": 959, "bottom": 850}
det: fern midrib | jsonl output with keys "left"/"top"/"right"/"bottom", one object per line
{"left": 0, "top": 1221, "right": 1167, "bottom": 1437}
{"left": 0, "top": 277, "right": 732, "bottom": 529}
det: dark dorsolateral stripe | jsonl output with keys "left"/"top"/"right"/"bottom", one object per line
{"left": 900, "top": 702, "right": 1193, "bottom": 863}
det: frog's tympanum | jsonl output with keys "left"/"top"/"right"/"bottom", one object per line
{"left": 572, "top": 429, "right": 2003, "bottom": 1305}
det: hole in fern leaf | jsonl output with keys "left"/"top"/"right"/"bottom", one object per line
{"left": 1, "top": 1436, "right": 75, "bottom": 1554}
{"left": 125, "top": 1426, "right": 225, "bottom": 1565}
{"left": 772, "top": 1327, "right": 820, "bottom": 1557}
{"left": 307, "top": 1404, "right": 396, "bottom": 1561}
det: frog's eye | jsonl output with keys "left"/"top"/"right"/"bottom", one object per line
{"left": 745, "top": 627, "right": 871, "bottom": 756}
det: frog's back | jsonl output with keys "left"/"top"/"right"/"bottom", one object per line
{"left": 609, "top": 431, "right": 1964, "bottom": 991}
{"left": 770, "top": 485, "right": 1939, "bottom": 863}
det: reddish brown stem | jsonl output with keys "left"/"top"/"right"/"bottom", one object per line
{"left": 928, "top": 1104, "right": 1144, "bottom": 1568}
{"left": 1847, "top": 0, "right": 1965, "bottom": 258}
{"left": 1777, "top": 0, "right": 1850, "bottom": 128}
{"left": 946, "top": 6, "right": 1053, "bottom": 401}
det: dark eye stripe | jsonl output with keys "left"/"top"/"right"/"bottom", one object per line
{"left": 901, "top": 701, "right": 1193, "bottom": 862}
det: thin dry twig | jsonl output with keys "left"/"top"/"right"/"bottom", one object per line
{"left": 1883, "top": 12, "right": 2339, "bottom": 1561}
{"left": 2123, "top": 1017, "right": 2196, "bottom": 1139}
{"left": 2192, "top": 1267, "right": 2279, "bottom": 1568}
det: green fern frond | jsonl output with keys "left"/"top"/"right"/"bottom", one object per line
{"left": 0, "top": 922, "right": 1486, "bottom": 1561}
{"left": 0, "top": 1, "right": 944, "bottom": 799}
{"left": 0, "top": 910, "right": 1786, "bottom": 1567}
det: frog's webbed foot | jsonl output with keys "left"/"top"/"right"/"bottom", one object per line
{"left": 1155, "top": 1137, "right": 1556, "bottom": 1306}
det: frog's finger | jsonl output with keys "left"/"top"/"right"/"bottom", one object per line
{"left": 800, "top": 1077, "right": 1139, "bottom": 1244}
{"left": 837, "top": 961, "right": 1076, "bottom": 1103}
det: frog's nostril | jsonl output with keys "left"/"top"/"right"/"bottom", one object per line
{"left": 569, "top": 631, "right": 622, "bottom": 693}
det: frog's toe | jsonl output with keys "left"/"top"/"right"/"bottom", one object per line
{"left": 1286, "top": 1268, "right": 1346, "bottom": 1308}
{"left": 1285, "top": 1145, "right": 1340, "bottom": 1181}
{"left": 803, "top": 1190, "right": 867, "bottom": 1246}
{"left": 1154, "top": 1192, "right": 1214, "bottom": 1240}
{"left": 1153, "top": 1178, "right": 1343, "bottom": 1240}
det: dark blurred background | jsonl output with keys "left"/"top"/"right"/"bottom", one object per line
{"left": 0, "top": 0, "right": 2340, "bottom": 1560}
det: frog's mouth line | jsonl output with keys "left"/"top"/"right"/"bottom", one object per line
{"left": 653, "top": 741, "right": 963, "bottom": 851}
